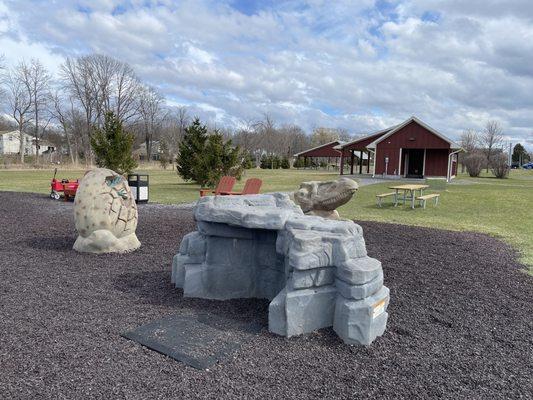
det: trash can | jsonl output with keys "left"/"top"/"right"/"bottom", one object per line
{"left": 127, "top": 173, "right": 149, "bottom": 203}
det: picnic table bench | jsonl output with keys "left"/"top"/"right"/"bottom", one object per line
{"left": 376, "top": 184, "right": 441, "bottom": 209}
{"left": 389, "top": 184, "right": 429, "bottom": 209}
{"left": 376, "top": 192, "right": 397, "bottom": 207}
{"left": 416, "top": 193, "right": 440, "bottom": 209}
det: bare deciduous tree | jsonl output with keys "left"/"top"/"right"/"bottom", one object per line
{"left": 459, "top": 129, "right": 479, "bottom": 153}
{"left": 463, "top": 152, "right": 485, "bottom": 177}
{"left": 231, "top": 115, "right": 310, "bottom": 167}
{"left": 480, "top": 120, "right": 504, "bottom": 172}
{"left": 459, "top": 128, "right": 479, "bottom": 173}
{"left": 138, "top": 85, "right": 165, "bottom": 159}
{"left": 91, "top": 54, "right": 141, "bottom": 122}
{"left": 20, "top": 59, "right": 51, "bottom": 160}
{"left": 61, "top": 54, "right": 141, "bottom": 164}
{"left": 61, "top": 56, "right": 98, "bottom": 163}
{"left": 491, "top": 153, "right": 509, "bottom": 179}
{"left": 2, "top": 63, "right": 33, "bottom": 162}
{"left": 310, "top": 127, "right": 342, "bottom": 147}
{"left": 0, "top": 54, "right": 5, "bottom": 95}
{"left": 160, "top": 106, "right": 189, "bottom": 161}
{"left": 49, "top": 91, "right": 78, "bottom": 164}
{"left": 336, "top": 128, "right": 352, "bottom": 143}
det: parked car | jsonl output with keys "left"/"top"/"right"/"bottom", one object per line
{"left": 522, "top": 162, "right": 533, "bottom": 169}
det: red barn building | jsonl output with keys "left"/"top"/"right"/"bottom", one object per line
{"left": 336, "top": 116, "right": 462, "bottom": 181}
{"left": 294, "top": 140, "right": 343, "bottom": 160}
{"left": 293, "top": 140, "right": 345, "bottom": 168}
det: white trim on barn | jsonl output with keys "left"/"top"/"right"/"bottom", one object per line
{"left": 366, "top": 116, "right": 462, "bottom": 150}
{"left": 333, "top": 126, "right": 398, "bottom": 150}
{"left": 372, "top": 148, "right": 377, "bottom": 177}
{"left": 422, "top": 148, "right": 427, "bottom": 176}
{"left": 447, "top": 150, "right": 462, "bottom": 182}
{"left": 398, "top": 148, "right": 402, "bottom": 176}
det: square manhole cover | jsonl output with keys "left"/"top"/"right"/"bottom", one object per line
{"left": 122, "top": 313, "right": 264, "bottom": 369}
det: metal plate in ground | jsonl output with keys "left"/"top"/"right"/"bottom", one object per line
{"left": 122, "top": 313, "right": 263, "bottom": 369}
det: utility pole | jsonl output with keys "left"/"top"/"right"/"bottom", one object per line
{"left": 508, "top": 142, "right": 512, "bottom": 167}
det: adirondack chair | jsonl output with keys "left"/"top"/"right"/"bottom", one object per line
{"left": 219, "top": 178, "right": 262, "bottom": 195}
{"left": 199, "top": 176, "right": 236, "bottom": 197}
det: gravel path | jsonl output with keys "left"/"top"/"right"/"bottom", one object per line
{"left": 0, "top": 192, "right": 531, "bottom": 399}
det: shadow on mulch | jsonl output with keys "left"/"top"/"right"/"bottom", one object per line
{"left": 113, "top": 270, "right": 272, "bottom": 323}
{"left": 23, "top": 235, "right": 75, "bottom": 251}
{"left": 114, "top": 270, "right": 180, "bottom": 307}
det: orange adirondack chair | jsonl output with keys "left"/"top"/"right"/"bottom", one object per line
{"left": 219, "top": 178, "right": 262, "bottom": 195}
{"left": 199, "top": 176, "right": 236, "bottom": 197}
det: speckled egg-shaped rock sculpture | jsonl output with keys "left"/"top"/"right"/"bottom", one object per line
{"left": 73, "top": 168, "right": 140, "bottom": 254}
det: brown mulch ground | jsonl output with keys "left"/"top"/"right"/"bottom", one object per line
{"left": 0, "top": 192, "right": 531, "bottom": 399}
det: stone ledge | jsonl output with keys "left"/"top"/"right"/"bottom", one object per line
{"left": 335, "top": 269, "right": 384, "bottom": 300}
{"left": 336, "top": 256, "right": 382, "bottom": 285}
{"left": 194, "top": 193, "right": 303, "bottom": 230}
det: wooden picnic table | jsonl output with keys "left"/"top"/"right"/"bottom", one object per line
{"left": 388, "top": 184, "right": 429, "bottom": 209}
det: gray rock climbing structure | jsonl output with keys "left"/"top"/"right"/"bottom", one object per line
{"left": 171, "top": 193, "right": 389, "bottom": 345}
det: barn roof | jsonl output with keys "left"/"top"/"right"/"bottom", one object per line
{"left": 367, "top": 116, "right": 461, "bottom": 149}
{"left": 333, "top": 126, "right": 398, "bottom": 150}
{"left": 293, "top": 140, "right": 344, "bottom": 157}
{"left": 334, "top": 116, "right": 461, "bottom": 151}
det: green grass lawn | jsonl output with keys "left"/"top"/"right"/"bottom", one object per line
{"left": 0, "top": 167, "right": 338, "bottom": 204}
{"left": 1, "top": 167, "right": 532, "bottom": 272}
{"left": 338, "top": 170, "right": 533, "bottom": 271}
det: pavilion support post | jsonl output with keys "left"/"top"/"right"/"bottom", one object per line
{"left": 340, "top": 153, "right": 344, "bottom": 175}
{"left": 350, "top": 150, "right": 354, "bottom": 175}
{"left": 367, "top": 150, "right": 370, "bottom": 173}
{"left": 359, "top": 150, "right": 363, "bottom": 174}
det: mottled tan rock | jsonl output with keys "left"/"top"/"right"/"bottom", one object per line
{"left": 73, "top": 168, "right": 140, "bottom": 254}
{"left": 292, "top": 178, "right": 358, "bottom": 219}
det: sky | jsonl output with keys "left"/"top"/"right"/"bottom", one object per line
{"left": 1, "top": 0, "right": 532, "bottom": 148}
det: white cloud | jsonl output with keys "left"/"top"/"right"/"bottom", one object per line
{"left": 1, "top": 0, "right": 532, "bottom": 148}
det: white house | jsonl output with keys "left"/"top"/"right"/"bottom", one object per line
{"left": 134, "top": 141, "right": 161, "bottom": 161}
{"left": 0, "top": 130, "right": 56, "bottom": 156}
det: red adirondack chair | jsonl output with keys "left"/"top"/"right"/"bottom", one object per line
{"left": 219, "top": 178, "right": 262, "bottom": 195}
{"left": 199, "top": 176, "right": 236, "bottom": 197}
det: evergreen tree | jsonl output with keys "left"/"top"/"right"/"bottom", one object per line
{"left": 159, "top": 139, "right": 171, "bottom": 170}
{"left": 281, "top": 156, "right": 291, "bottom": 169}
{"left": 260, "top": 154, "right": 269, "bottom": 169}
{"left": 512, "top": 143, "right": 530, "bottom": 164}
{"left": 271, "top": 155, "right": 281, "bottom": 169}
{"left": 90, "top": 111, "right": 137, "bottom": 175}
{"left": 202, "top": 132, "right": 243, "bottom": 187}
{"left": 176, "top": 118, "right": 242, "bottom": 186}
{"left": 242, "top": 152, "right": 254, "bottom": 169}
{"left": 176, "top": 118, "right": 208, "bottom": 181}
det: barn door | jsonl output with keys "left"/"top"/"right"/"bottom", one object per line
{"left": 406, "top": 149, "right": 424, "bottom": 178}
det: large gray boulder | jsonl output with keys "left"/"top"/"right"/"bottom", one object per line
{"left": 172, "top": 193, "right": 390, "bottom": 346}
